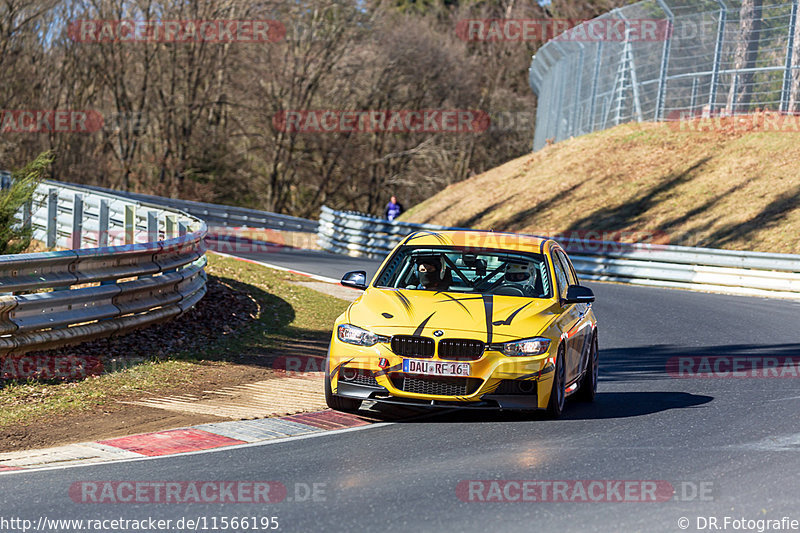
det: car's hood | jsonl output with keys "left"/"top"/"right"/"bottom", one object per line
{"left": 347, "top": 287, "right": 559, "bottom": 343}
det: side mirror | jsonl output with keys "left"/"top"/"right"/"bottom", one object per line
{"left": 564, "top": 285, "right": 595, "bottom": 304}
{"left": 341, "top": 270, "right": 368, "bottom": 290}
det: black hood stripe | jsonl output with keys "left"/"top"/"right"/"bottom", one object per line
{"left": 413, "top": 312, "right": 436, "bottom": 337}
{"left": 436, "top": 293, "right": 475, "bottom": 317}
{"left": 393, "top": 290, "right": 413, "bottom": 314}
{"left": 482, "top": 294, "right": 494, "bottom": 344}
{"left": 492, "top": 301, "right": 532, "bottom": 326}
{"left": 437, "top": 295, "right": 483, "bottom": 302}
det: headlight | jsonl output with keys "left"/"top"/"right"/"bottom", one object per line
{"left": 337, "top": 324, "right": 388, "bottom": 347}
{"left": 498, "top": 337, "right": 551, "bottom": 357}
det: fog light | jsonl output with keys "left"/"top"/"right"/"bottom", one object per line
{"left": 516, "top": 380, "right": 536, "bottom": 394}
{"left": 341, "top": 367, "right": 358, "bottom": 381}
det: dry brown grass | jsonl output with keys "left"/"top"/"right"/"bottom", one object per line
{"left": 401, "top": 121, "right": 800, "bottom": 254}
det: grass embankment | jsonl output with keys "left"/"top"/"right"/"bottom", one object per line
{"left": 402, "top": 121, "right": 800, "bottom": 254}
{"left": 0, "top": 253, "right": 348, "bottom": 431}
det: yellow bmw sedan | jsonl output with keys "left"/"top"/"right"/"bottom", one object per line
{"left": 325, "top": 230, "right": 598, "bottom": 417}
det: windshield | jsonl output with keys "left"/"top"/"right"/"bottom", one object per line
{"left": 374, "top": 246, "right": 552, "bottom": 298}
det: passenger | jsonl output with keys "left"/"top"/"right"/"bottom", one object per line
{"left": 504, "top": 262, "right": 537, "bottom": 296}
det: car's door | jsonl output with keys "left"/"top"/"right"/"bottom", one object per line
{"left": 555, "top": 249, "right": 592, "bottom": 381}
{"left": 550, "top": 247, "right": 583, "bottom": 384}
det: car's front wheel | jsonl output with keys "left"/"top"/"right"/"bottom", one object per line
{"left": 324, "top": 370, "right": 362, "bottom": 413}
{"left": 546, "top": 345, "right": 566, "bottom": 418}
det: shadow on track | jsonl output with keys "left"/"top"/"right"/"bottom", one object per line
{"left": 562, "top": 391, "right": 713, "bottom": 419}
{"left": 365, "top": 391, "right": 712, "bottom": 424}
{"left": 599, "top": 343, "right": 800, "bottom": 382}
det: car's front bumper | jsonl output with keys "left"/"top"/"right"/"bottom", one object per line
{"left": 330, "top": 336, "right": 557, "bottom": 410}
{"left": 335, "top": 380, "right": 543, "bottom": 410}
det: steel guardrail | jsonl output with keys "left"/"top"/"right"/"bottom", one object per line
{"left": 67, "top": 182, "right": 318, "bottom": 233}
{"left": 317, "top": 206, "right": 800, "bottom": 299}
{"left": 0, "top": 172, "right": 207, "bottom": 357}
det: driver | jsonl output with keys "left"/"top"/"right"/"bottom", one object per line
{"left": 416, "top": 256, "right": 448, "bottom": 291}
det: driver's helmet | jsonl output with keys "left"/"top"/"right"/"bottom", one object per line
{"left": 505, "top": 262, "right": 531, "bottom": 283}
{"left": 416, "top": 255, "right": 445, "bottom": 288}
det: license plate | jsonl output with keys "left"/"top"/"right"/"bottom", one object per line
{"left": 402, "top": 359, "right": 470, "bottom": 377}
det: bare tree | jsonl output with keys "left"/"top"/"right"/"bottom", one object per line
{"left": 727, "top": 0, "right": 763, "bottom": 113}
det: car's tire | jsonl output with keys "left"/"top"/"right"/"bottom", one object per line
{"left": 324, "top": 370, "right": 362, "bottom": 413}
{"left": 546, "top": 345, "right": 566, "bottom": 418}
{"left": 575, "top": 333, "right": 598, "bottom": 402}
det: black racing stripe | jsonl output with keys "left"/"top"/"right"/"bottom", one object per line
{"left": 483, "top": 382, "right": 501, "bottom": 394}
{"left": 330, "top": 358, "right": 354, "bottom": 379}
{"left": 538, "top": 364, "right": 555, "bottom": 376}
{"left": 413, "top": 312, "right": 436, "bottom": 337}
{"left": 436, "top": 293, "right": 476, "bottom": 317}
{"left": 492, "top": 301, "right": 532, "bottom": 326}
{"left": 405, "top": 230, "right": 450, "bottom": 244}
{"left": 393, "top": 290, "right": 413, "bottom": 314}
{"left": 482, "top": 294, "right": 494, "bottom": 344}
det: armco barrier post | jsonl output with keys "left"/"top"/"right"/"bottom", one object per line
{"left": 22, "top": 198, "right": 32, "bottom": 231}
{"left": 71, "top": 193, "right": 83, "bottom": 250}
{"left": 147, "top": 210, "right": 158, "bottom": 243}
{"left": 124, "top": 205, "right": 135, "bottom": 245}
{"left": 98, "top": 199, "right": 109, "bottom": 247}
{"left": 166, "top": 215, "right": 177, "bottom": 239}
{"left": 47, "top": 188, "right": 58, "bottom": 248}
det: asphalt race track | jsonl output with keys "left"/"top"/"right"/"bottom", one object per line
{"left": 3, "top": 245, "right": 800, "bottom": 533}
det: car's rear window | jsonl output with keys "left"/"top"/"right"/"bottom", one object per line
{"left": 374, "top": 246, "right": 552, "bottom": 298}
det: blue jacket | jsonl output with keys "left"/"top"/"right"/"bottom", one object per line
{"left": 385, "top": 201, "right": 403, "bottom": 221}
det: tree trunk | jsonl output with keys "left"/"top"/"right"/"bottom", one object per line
{"left": 727, "top": 0, "right": 763, "bottom": 113}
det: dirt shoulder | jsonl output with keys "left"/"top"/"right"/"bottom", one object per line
{"left": 0, "top": 253, "right": 350, "bottom": 452}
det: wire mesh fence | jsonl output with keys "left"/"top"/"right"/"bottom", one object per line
{"left": 528, "top": 0, "right": 800, "bottom": 150}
